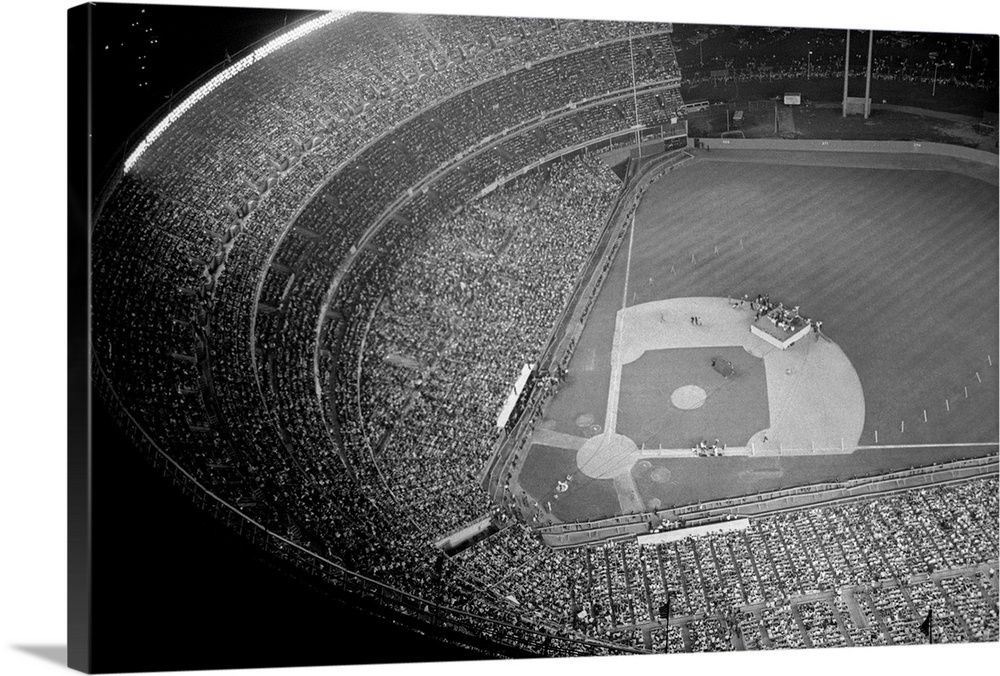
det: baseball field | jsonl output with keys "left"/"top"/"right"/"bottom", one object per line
{"left": 519, "top": 148, "right": 999, "bottom": 521}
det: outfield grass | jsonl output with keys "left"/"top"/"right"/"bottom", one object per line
{"left": 524, "top": 150, "right": 998, "bottom": 518}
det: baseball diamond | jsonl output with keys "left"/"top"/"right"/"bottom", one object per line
{"left": 520, "top": 150, "right": 998, "bottom": 522}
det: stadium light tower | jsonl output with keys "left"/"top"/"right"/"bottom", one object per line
{"left": 807, "top": 50, "right": 813, "bottom": 79}
{"left": 629, "top": 29, "right": 641, "bottom": 157}
{"left": 842, "top": 29, "right": 873, "bottom": 118}
{"left": 863, "top": 29, "right": 873, "bottom": 119}
{"left": 932, "top": 61, "right": 952, "bottom": 96}
{"left": 842, "top": 29, "right": 851, "bottom": 117}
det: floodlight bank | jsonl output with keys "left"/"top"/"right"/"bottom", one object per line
{"left": 123, "top": 11, "right": 353, "bottom": 173}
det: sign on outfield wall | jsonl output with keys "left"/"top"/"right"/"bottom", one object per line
{"left": 843, "top": 96, "right": 871, "bottom": 115}
{"left": 783, "top": 92, "right": 802, "bottom": 105}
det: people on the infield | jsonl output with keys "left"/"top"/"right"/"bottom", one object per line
{"left": 694, "top": 439, "right": 723, "bottom": 456}
{"left": 747, "top": 293, "right": 814, "bottom": 333}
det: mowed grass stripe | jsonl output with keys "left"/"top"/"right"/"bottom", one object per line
{"left": 641, "top": 164, "right": 856, "bottom": 299}
{"left": 766, "top": 187, "right": 856, "bottom": 287}
{"left": 867, "top": 235, "right": 960, "bottom": 308}
{"left": 661, "top": 164, "right": 821, "bottom": 260}
{"left": 834, "top": 172, "right": 995, "bottom": 440}
{"left": 874, "top": 184, "right": 995, "bottom": 314}
{"left": 714, "top": 170, "right": 785, "bottom": 238}
{"left": 841, "top": 217, "right": 973, "bottom": 321}
{"left": 742, "top": 172, "right": 874, "bottom": 305}
{"left": 754, "top": 167, "right": 885, "bottom": 292}
{"left": 828, "top": 178, "right": 975, "bottom": 310}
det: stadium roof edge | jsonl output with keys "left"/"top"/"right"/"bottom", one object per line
{"left": 123, "top": 10, "right": 354, "bottom": 174}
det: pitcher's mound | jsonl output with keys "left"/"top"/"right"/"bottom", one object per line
{"left": 671, "top": 385, "right": 707, "bottom": 410}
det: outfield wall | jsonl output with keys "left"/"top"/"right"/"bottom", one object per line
{"left": 689, "top": 137, "right": 999, "bottom": 167}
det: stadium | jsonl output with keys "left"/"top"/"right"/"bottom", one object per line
{"left": 80, "top": 4, "right": 999, "bottom": 670}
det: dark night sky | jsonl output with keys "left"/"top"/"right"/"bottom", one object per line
{"left": 91, "top": 2, "right": 316, "bottom": 181}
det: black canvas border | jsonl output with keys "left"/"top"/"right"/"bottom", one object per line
{"left": 67, "top": 3, "right": 92, "bottom": 672}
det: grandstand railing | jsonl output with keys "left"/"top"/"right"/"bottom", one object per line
{"left": 737, "top": 471, "right": 999, "bottom": 523}
{"left": 479, "top": 121, "right": 687, "bottom": 196}
{"left": 658, "top": 453, "right": 999, "bottom": 526}
{"left": 537, "top": 512, "right": 652, "bottom": 536}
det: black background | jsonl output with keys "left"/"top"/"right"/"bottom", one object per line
{"left": 89, "top": 396, "right": 482, "bottom": 672}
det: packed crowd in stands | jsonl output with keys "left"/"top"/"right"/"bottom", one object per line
{"left": 346, "top": 155, "right": 620, "bottom": 536}
{"left": 245, "top": 82, "right": 681, "bottom": 562}
{"left": 460, "top": 477, "right": 997, "bottom": 651}
{"left": 673, "top": 25, "right": 997, "bottom": 94}
{"left": 94, "top": 10, "right": 680, "bottom": 555}
{"left": 205, "top": 34, "right": 683, "bottom": 559}
{"left": 224, "top": 153, "right": 620, "bottom": 604}
{"left": 681, "top": 58, "right": 999, "bottom": 93}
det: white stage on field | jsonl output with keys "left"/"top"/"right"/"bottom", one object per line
{"left": 750, "top": 316, "right": 812, "bottom": 350}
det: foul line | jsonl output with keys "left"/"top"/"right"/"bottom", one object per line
{"left": 855, "top": 441, "right": 998, "bottom": 451}
{"left": 599, "top": 214, "right": 636, "bottom": 440}
{"left": 621, "top": 213, "right": 635, "bottom": 311}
